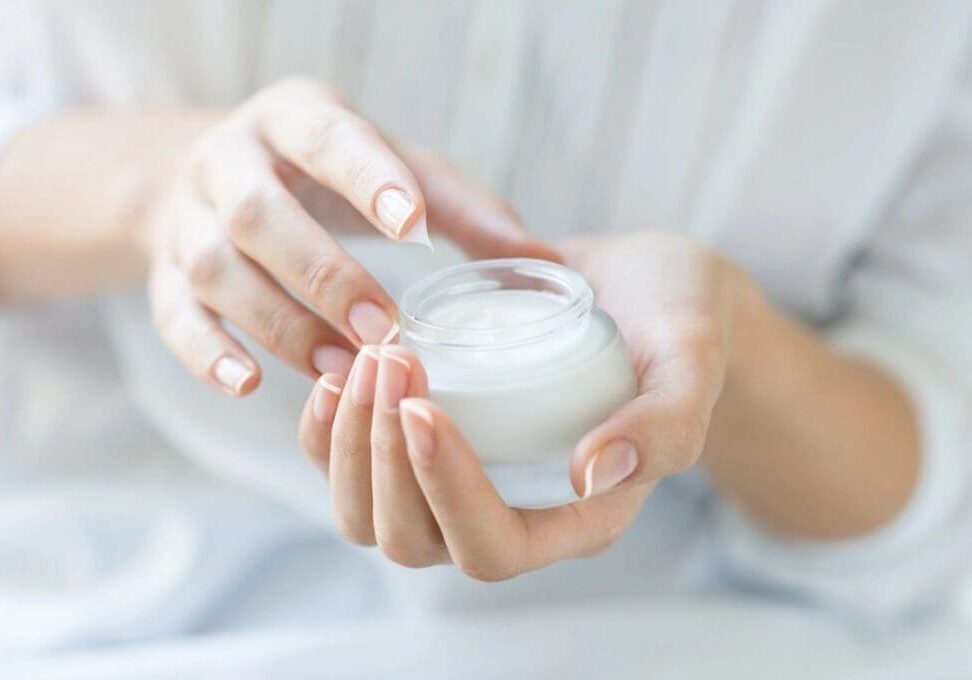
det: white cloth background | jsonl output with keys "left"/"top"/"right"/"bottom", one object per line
{"left": 2, "top": 1, "right": 972, "bottom": 676}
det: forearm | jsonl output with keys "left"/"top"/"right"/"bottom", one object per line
{"left": 0, "top": 110, "right": 218, "bottom": 301}
{"left": 702, "top": 281, "right": 920, "bottom": 540}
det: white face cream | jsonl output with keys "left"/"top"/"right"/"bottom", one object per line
{"left": 400, "top": 259, "right": 637, "bottom": 507}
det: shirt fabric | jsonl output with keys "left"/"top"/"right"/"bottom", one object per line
{"left": 1, "top": 0, "right": 972, "bottom": 674}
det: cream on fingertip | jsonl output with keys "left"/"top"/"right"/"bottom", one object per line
{"left": 400, "top": 214, "right": 433, "bottom": 250}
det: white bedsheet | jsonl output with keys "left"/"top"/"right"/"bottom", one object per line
{"left": 3, "top": 597, "right": 971, "bottom": 680}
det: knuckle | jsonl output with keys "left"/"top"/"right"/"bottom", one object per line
{"left": 376, "top": 533, "right": 439, "bottom": 569}
{"left": 334, "top": 515, "right": 376, "bottom": 547}
{"left": 301, "top": 111, "right": 375, "bottom": 175}
{"left": 185, "top": 242, "right": 230, "bottom": 289}
{"left": 455, "top": 556, "right": 516, "bottom": 583}
{"left": 301, "top": 253, "right": 350, "bottom": 302}
{"left": 300, "top": 113, "right": 341, "bottom": 166}
{"left": 344, "top": 155, "right": 381, "bottom": 199}
{"left": 300, "top": 112, "right": 360, "bottom": 167}
{"left": 261, "top": 303, "right": 305, "bottom": 353}
{"left": 223, "top": 188, "right": 272, "bottom": 240}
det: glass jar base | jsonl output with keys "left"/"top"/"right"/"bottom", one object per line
{"left": 485, "top": 459, "right": 578, "bottom": 509}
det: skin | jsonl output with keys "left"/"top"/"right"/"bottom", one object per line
{"left": 0, "top": 78, "right": 919, "bottom": 578}
{"left": 299, "top": 232, "right": 919, "bottom": 580}
{"left": 0, "top": 78, "right": 557, "bottom": 395}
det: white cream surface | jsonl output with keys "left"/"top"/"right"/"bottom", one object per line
{"left": 412, "top": 289, "right": 595, "bottom": 378}
{"left": 424, "top": 289, "right": 565, "bottom": 330}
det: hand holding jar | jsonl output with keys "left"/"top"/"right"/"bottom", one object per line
{"left": 298, "top": 231, "right": 757, "bottom": 580}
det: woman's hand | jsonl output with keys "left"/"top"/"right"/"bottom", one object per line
{"left": 298, "top": 347, "right": 654, "bottom": 579}
{"left": 296, "top": 231, "right": 755, "bottom": 579}
{"left": 558, "top": 231, "right": 753, "bottom": 497}
{"left": 140, "top": 78, "right": 555, "bottom": 396}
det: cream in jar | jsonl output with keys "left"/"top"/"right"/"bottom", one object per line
{"left": 399, "top": 258, "right": 637, "bottom": 507}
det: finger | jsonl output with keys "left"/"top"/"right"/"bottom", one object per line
{"left": 298, "top": 372, "right": 347, "bottom": 473}
{"left": 570, "top": 349, "right": 723, "bottom": 497}
{"left": 370, "top": 346, "right": 445, "bottom": 567}
{"left": 254, "top": 79, "right": 427, "bottom": 241}
{"left": 182, "top": 232, "right": 354, "bottom": 378}
{"left": 399, "top": 398, "right": 532, "bottom": 580}
{"left": 329, "top": 346, "right": 380, "bottom": 545}
{"left": 399, "top": 400, "right": 650, "bottom": 580}
{"left": 149, "top": 260, "right": 260, "bottom": 397}
{"left": 517, "top": 481, "right": 655, "bottom": 561}
{"left": 199, "top": 142, "right": 399, "bottom": 346}
{"left": 398, "top": 145, "right": 561, "bottom": 261}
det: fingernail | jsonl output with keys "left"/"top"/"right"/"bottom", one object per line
{"left": 313, "top": 373, "right": 345, "bottom": 423}
{"left": 213, "top": 356, "right": 255, "bottom": 395}
{"left": 348, "top": 301, "right": 398, "bottom": 345}
{"left": 400, "top": 400, "right": 435, "bottom": 462}
{"left": 312, "top": 345, "right": 355, "bottom": 377}
{"left": 377, "top": 346, "right": 411, "bottom": 412}
{"left": 375, "top": 187, "right": 417, "bottom": 236}
{"left": 349, "top": 345, "right": 380, "bottom": 407}
{"left": 583, "top": 440, "right": 639, "bottom": 498}
{"left": 400, "top": 214, "right": 432, "bottom": 250}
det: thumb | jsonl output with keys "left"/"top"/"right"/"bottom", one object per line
{"left": 570, "top": 387, "right": 714, "bottom": 499}
{"left": 399, "top": 146, "right": 561, "bottom": 262}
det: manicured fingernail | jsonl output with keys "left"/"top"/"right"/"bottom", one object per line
{"left": 349, "top": 345, "right": 380, "bottom": 407}
{"left": 313, "top": 373, "right": 345, "bottom": 423}
{"left": 400, "top": 400, "right": 436, "bottom": 462}
{"left": 348, "top": 301, "right": 397, "bottom": 345}
{"left": 312, "top": 345, "right": 354, "bottom": 377}
{"left": 377, "top": 346, "right": 411, "bottom": 412}
{"left": 375, "top": 187, "right": 418, "bottom": 236}
{"left": 582, "top": 440, "right": 638, "bottom": 498}
{"left": 213, "top": 356, "right": 255, "bottom": 395}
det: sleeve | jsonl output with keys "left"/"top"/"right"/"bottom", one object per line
{"left": 711, "top": 48, "right": 972, "bottom": 625}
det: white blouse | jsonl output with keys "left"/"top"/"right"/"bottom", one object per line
{"left": 1, "top": 0, "right": 972, "bottom": 661}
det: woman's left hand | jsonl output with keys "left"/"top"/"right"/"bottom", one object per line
{"left": 297, "top": 231, "right": 756, "bottom": 579}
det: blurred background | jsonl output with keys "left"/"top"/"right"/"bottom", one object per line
{"left": 2, "top": 1, "right": 972, "bottom": 678}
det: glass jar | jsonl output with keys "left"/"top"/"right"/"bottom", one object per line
{"left": 400, "top": 258, "right": 636, "bottom": 507}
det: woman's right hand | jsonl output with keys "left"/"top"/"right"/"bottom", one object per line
{"left": 141, "top": 78, "right": 556, "bottom": 396}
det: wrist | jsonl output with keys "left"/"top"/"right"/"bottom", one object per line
{"left": 724, "top": 267, "right": 771, "bottom": 397}
{"left": 129, "top": 110, "right": 224, "bottom": 260}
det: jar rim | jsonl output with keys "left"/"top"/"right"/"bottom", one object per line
{"left": 399, "top": 258, "right": 594, "bottom": 351}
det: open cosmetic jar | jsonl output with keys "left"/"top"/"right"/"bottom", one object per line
{"left": 399, "top": 258, "right": 637, "bottom": 507}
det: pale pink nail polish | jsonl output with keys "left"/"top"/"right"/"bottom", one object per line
{"left": 375, "top": 187, "right": 417, "bottom": 236}
{"left": 312, "top": 345, "right": 355, "bottom": 377}
{"left": 400, "top": 400, "right": 436, "bottom": 462}
{"left": 348, "top": 301, "right": 397, "bottom": 345}
{"left": 376, "top": 347, "right": 410, "bottom": 412}
{"left": 213, "top": 356, "right": 255, "bottom": 395}
{"left": 583, "top": 440, "right": 639, "bottom": 498}
{"left": 312, "top": 374, "right": 345, "bottom": 423}
{"left": 349, "top": 346, "right": 380, "bottom": 407}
